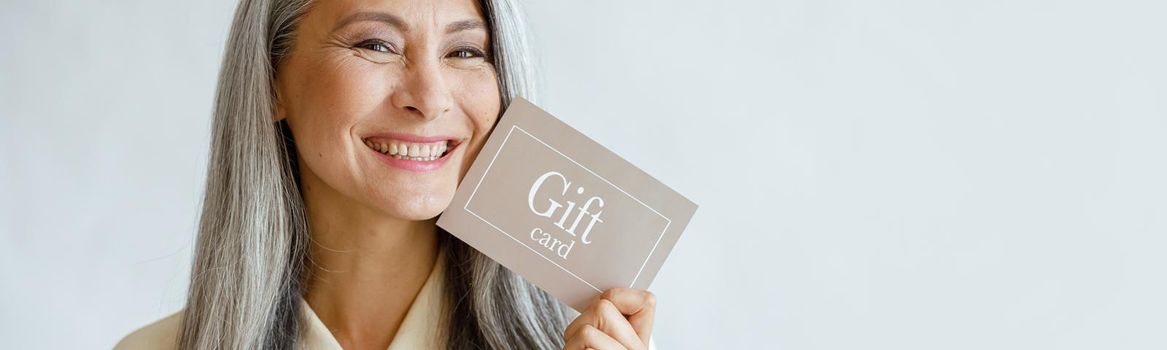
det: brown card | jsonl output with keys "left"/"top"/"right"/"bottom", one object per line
{"left": 437, "top": 98, "right": 698, "bottom": 311}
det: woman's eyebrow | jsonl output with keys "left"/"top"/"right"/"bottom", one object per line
{"left": 445, "top": 19, "right": 486, "bottom": 34}
{"left": 333, "top": 11, "right": 408, "bottom": 32}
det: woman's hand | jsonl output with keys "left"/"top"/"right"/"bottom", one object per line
{"left": 563, "top": 288, "right": 656, "bottom": 350}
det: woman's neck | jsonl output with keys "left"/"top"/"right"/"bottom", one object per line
{"left": 300, "top": 173, "right": 440, "bottom": 350}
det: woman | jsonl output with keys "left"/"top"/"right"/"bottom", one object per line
{"left": 115, "top": 0, "right": 657, "bottom": 349}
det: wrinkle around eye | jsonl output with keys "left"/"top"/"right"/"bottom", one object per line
{"left": 350, "top": 45, "right": 400, "bottom": 64}
{"left": 324, "top": 33, "right": 399, "bottom": 64}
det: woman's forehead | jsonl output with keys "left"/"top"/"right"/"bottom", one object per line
{"left": 310, "top": 0, "right": 486, "bottom": 32}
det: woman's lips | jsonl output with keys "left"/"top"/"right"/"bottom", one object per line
{"left": 361, "top": 134, "right": 462, "bottom": 172}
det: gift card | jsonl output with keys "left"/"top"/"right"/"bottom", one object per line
{"left": 437, "top": 98, "right": 697, "bottom": 311}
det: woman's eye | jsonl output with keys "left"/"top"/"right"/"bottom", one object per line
{"left": 448, "top": 48, "right": 485, "bottom": 59}
{"left": 356, "top": 40, "right": 394, "bottom": 53}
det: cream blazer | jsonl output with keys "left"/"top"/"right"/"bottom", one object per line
{"left": 115, "top": 252, "right": 450, "bottom": 350}
{"left": 115, "top": 254, "right": 658, "bottom": 349}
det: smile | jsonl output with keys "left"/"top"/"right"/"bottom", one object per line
{"left": 363, "top": 138, "right": 452, "bottom": 161}
{"left": 360, "top": 134, "right": 464, "bottom": 172}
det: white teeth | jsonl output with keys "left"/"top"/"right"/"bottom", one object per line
{"left": 364, "top": 138, "right": 451, "bottom": 161}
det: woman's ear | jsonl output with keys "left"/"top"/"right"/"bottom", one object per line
{"left": 273, "top": 79, "right": 288, "bottom": 122}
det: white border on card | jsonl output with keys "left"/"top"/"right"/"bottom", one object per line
{"left": 463, "top": 126, "right": 672, "bottom": 291}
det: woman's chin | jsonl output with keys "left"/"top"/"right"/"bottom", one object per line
{"left": 400, "top": 210, "right": 443, "bottom": 221}
{"left": 363, "top": 182, "right": 456, "bottom": 221}
{"left": 375, "top": 198, "right": 453, "bottom": 222}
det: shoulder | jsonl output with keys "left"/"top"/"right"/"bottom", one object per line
{"left": 113, "top": 310, "right": 184, "bottom": 350}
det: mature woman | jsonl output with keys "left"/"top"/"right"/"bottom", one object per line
{"left": 115, "top": 0, "right": 657, "bottom": 349}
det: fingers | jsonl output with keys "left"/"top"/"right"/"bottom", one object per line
{"left": 564, "top": 298, "right": 643, "bottom": 349}
{"left": 563, "top": 324, "right": 626, "bottom": 350}
{"left": 563, "top": 288, "right": 656, "bottom": 350}
{"left": 598, "top": 288, "right": 656, "bottom": 346}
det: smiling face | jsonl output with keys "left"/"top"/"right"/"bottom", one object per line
{"left": 274, "top": 0, "right": 501, "bottom": 221}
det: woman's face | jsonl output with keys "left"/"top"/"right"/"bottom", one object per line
{"left": 274, "top": 0, "right": 500, "bottom": 220}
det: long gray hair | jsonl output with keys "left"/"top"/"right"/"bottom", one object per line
{"left": 178, "top": 0, "right": 572, "bottom": 348}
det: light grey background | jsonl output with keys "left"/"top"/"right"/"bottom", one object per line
{"left": 1, "top": 0, "right": 1164, "bottom": 349}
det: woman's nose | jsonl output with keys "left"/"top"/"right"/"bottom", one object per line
{"left": 390, "top": 61, "right": 454, "bottom": 121}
